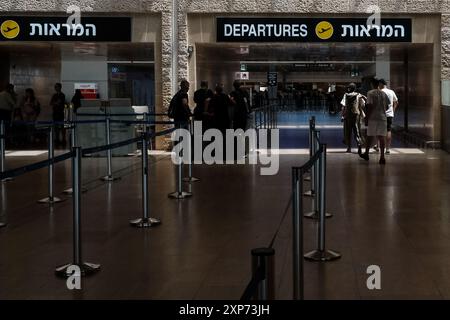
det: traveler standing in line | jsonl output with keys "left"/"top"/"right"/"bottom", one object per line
{"left": 193, "top": 80, "right": 213, "bottom": 124}
{"left": 340, "top": 83, "right": 366, "bottom": 154}
{"left": 50, "top": 83, "right": 67, "bottom": 146}
{"left": 0, "top": 83, "right": 16, "bottom": 123}
{"left": 20, "top": 88, "right": 41, "bottom": 145}
{"left": 359, "top": 79, "right": 390, "bottom": 164}
{"left": 21, "top": 88, "right": 40, "bottom": 122}
{"left": 169, "top": 79, "right": 192, "bottom": 127}
{"left": 71, "top": 89, "right": 84, "bottom": 113}
{"left": 378, "top": 79, "right": 398, "bottom": 154}
{"left": 209, "top": 83, "right": 231, "bottom": 134}
{"left": 229, "top": 80, "right": 250, "bottom": 130}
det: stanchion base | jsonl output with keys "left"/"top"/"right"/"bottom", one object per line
{"left": 304, "top": 211, "right": 333, "bottom": 219}
{"left": 37, "top": 197, "right": 65, "bottom": 204}
{"left": 63, "top": 187, "right": 88, "bottom": 195}
{"left": 129, "top": 217, "right": 161, "bottom": 228}
{"left": 303, "top": 190, "right": 315, "bottom": 197}
{"left": 101, "top": 175, "right": 120, "bottom": 182}
{"left": 304, "top": 249, "right": 342, "bottom": 262}
{"left": 0, "top": 222, "right": 7, "bottom": 228}
{"left": 1, "top": 177, "right": 14, "bottom": 183}
{"left": 183, "top": 177, "right": 200, "bottom": 182}
{"left": 168, "top": 191, "right": 192, "bottom": 199}
{"left": 55, "top": 262, "right": 101, "bottom": 277}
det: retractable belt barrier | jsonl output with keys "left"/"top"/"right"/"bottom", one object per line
{"left": 291, "top": 122, "right": 342, "bottom": 301}
{"left": 0, "top": 117, "right": 183, "bottom": 231}
{"left": 1, "top": 119, "right": 182, "bottom": 275}
{"left": 75, "top": 112, "right": 168, "bottom": 117}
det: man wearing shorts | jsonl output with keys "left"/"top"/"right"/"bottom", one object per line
{"left": 359, "top": 79, "right": 390, "bottom": 164}
{"left": 378, "top": 79, "right": 398, "bottom": 154}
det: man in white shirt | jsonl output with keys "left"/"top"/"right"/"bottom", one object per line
{"left": 378, "top": 79, "right": 398, "bottom": 154}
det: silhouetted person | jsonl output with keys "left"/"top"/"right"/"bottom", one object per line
{"left": 0, "top": 84, "right": 16, "bottom": 123}
{"left": 230, "top": 80, "right": 250, "bottom": 130}
{"left": 71, "top": 89, "right": 84, "bottom": 112}
{"left": 193, "top": 80, "right": 213, "bottom": 122}
{"left": 209, "top": 83, "right": 231, "bottom": 134}
{"left": 169, "top": 79, "right": 191, "bottom": 126}
{"left": 50, "top": 83, "right": 67, "bottom": 146}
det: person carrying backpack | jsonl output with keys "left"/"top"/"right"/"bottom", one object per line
{"left": 168, "top": 79, "right": 192, "bottom": 127}
{"left": 340, "top": 83, "right": 366, "bottom": 154}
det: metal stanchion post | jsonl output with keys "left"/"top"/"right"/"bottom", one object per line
{"left": 251, "top": 248, "right": 275, "bottom": 300}
{"left": 305, "top": 131, "right": 332, "bottom": 219}
{"left": 168, "top": 124, "right": 192, "bottom": 199}
{"left": 101, "top": 116, "right": 119, "bottom": 182}
{"left": 303, "top": 129, "right": 318, "bottom": 197}
{"left": 64, "top": 114, "right": 87, "bottom": 195}
{"left": 130, "top": 134, "right": 161, "bottom": 228}
{"left": 1, "top": 120, "right": 13, "bottom": 183}
{"left": 38, "top": 126, "right": 64, "bottom": 204}
{"left": 304, "top": 144, "right": 341, "bottom": 262}
{"left": 183, "top": 117, "right": 199, "bottom": 182}
{"left": 292, "top": 169, "right": 304, "bottom": 300}
{"left": 304, "top": 117, "right": 315, "bottom": 182}
{"left": 56, "top": 147, "right": 100, "bottom": 277}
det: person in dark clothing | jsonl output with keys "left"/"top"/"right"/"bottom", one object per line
{"left": 50, "top": 83, "right": 67, "bottom": 145}
{"left": 71, "top": 89, "right": 84, "bottom": 112}
{"left": 340, "top": 83, "right": 366, "bottom": 154}
{"left": 229, "top": 80, "right": 250, "bottom": 130}
{"left": 193, "top": 80, "right": 213, "bottom": 122}
{"left": 170, "top": 79, "right": 192, "bottom": 125}
{"left": 209, "top": 83, "right": 231, "bottom": 134}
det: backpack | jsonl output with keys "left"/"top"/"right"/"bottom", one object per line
{"left": 167, "top": 93, "right": 178, "bottom": 119}
{"left": 345, "top": 94, "right": 359, "bottom": 114}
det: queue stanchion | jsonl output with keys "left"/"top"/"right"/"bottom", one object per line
{"left": 56, "top": 147, "right": 100, "bottom": 277}
{"left": 168, "top": 123, "right": 192, "bottom": 199}
{"left": 292, "top": 168, "right": 304, "bottom": 300}
{"left": 304, "top": 144, "right": 341, "bottom": 262}
{"left": 183, "top": 117, "right": 199, "bottom": 183}
{"left": 38, "top": 126, "right": 64, "bottom": 204}
{"left": 304, "top": 116, "right": 315, "bottom": 182}
{"left": 251, "top": 248, "right": 275, "bottom": 300}
{"left": 0, "top": 120, "right": 13, "bottom": 183}
{"left": 305, "top": 131, "right": 332, "bottom": 219}
{"left": 130, "top": 133, "right": 161, "bottom": 228}
{"left": 303, "top": 128, "right": 317, "bottom": 197}
{"left": 63, "top": 114, "right": 87, "bottom": 195}
{"left": 101, "top": 115, "right": 119, "bottom": 182}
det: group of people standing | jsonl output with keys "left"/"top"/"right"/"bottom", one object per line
{"left": 170, "top": 79, "right": 250, "bottom": 133}
{"left": 0, "top": 82, "right": 84, "bottom": 147}
{"left": 341, "top": 78, "right": 398, "bottom": 165}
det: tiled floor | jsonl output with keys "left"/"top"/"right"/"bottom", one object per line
{"left": 1, "top": 147, "right": 450, "bottom": 299}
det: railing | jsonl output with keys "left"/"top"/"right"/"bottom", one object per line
{"left": 253, "top": 99, "right": 279, "bottom": 130}
{"left": 292, "top": 117, "right": 341, "bottom": 300}
{"left": 240, "top": 116, "right": 341, "bottom": 300}
{"left": 0, "top": 116, "right": 197, "bottom": 275}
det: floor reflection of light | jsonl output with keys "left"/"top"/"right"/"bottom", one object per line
{"left": 5, "top": 150, "right": 48, "bottom": 156}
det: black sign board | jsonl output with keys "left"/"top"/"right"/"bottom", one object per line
{"left": 0, "top": 16, "right": 132, "bottom": 42}
{"left": 267, "top": 72, "right": 277, "bottom": 86}
{"left": 217, "top": 17, "right": 412, "bottom": 43}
